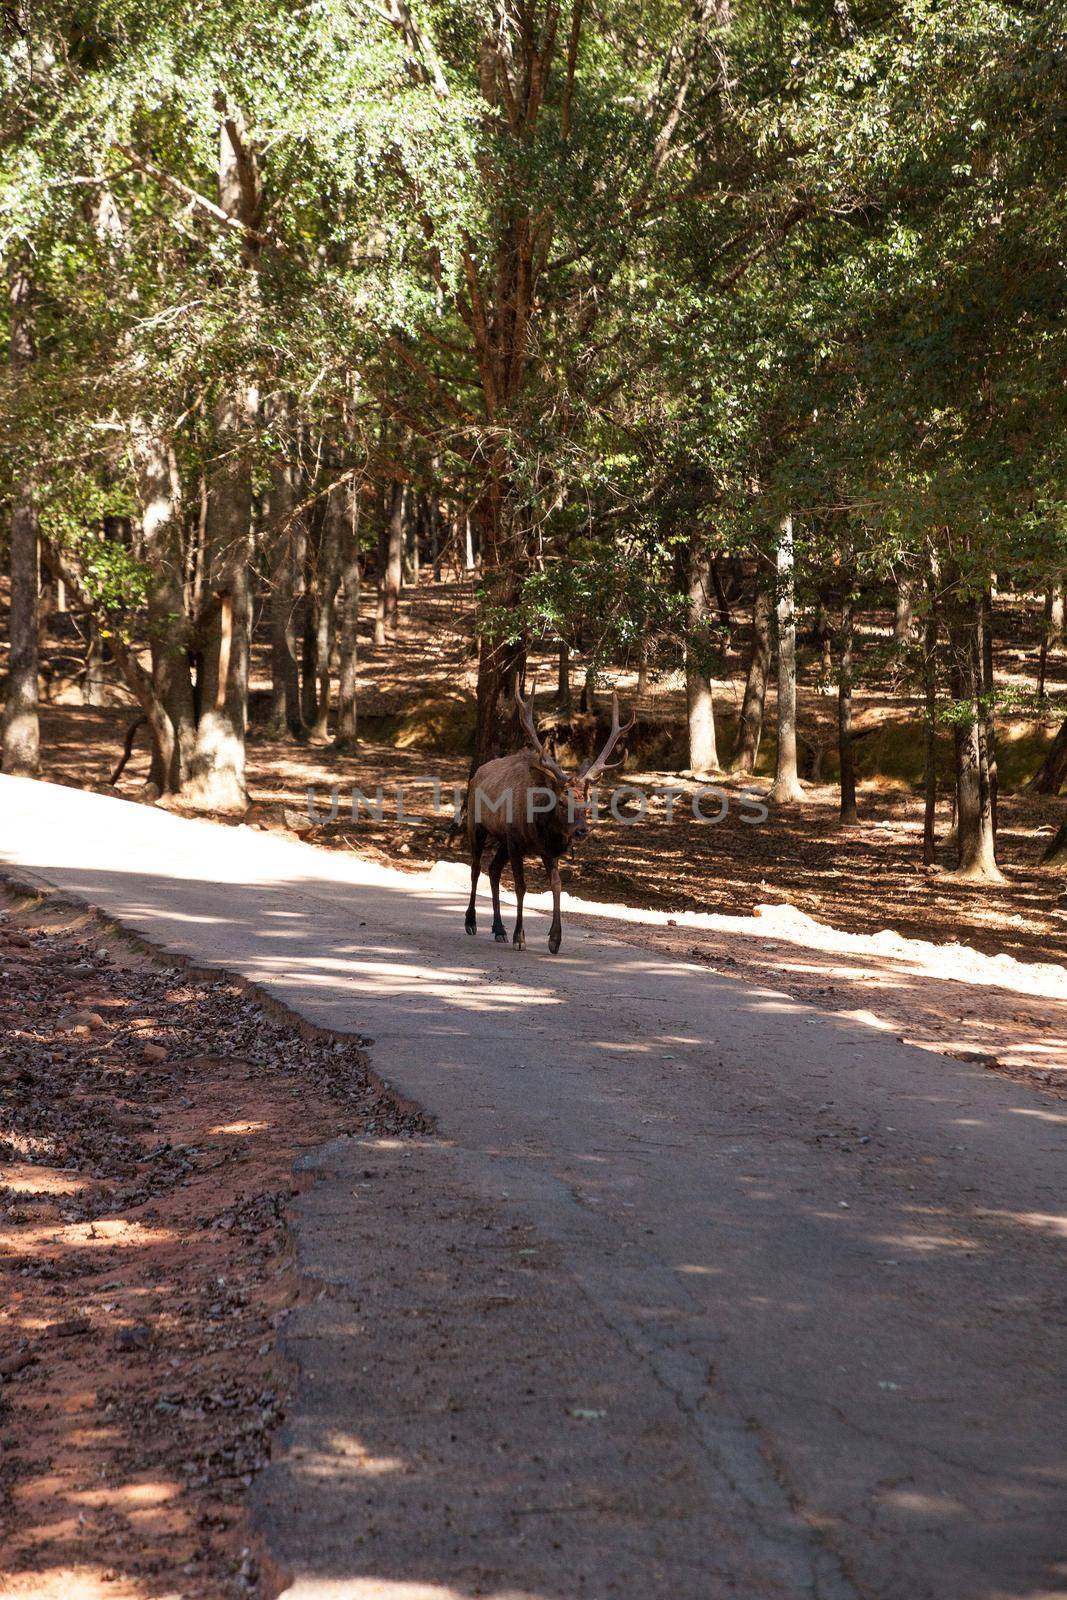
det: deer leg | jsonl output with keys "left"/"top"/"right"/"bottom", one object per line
{"left": 488, "top": 841, "right": 508, "bottom": 942}
{"left": 542, "top": 853, "right": 563, "bottom": 953}
{"left": 510, "top": 845, "right": 526, "bottom": 949}
{"left": 465, "top": 826, "right": 487, "bottom": 935}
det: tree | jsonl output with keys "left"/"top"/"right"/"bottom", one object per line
{"left": 685, "top": 541, "right": 719, "bottom": 776}
{"left": 731, "top": 583, "right": 772, "bottom": 774}
{"left": 945, "top": 586, "right": 1003, "bottom": 882}
{"left": 770, "top": 515, "right": 804, "bottom": 804}
{"left": 1, "top": 267, "right": 39, "bottom": 777}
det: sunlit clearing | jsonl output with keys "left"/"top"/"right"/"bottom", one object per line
{"left": 209, "top": 1120, "right": 270, "bottom": 1135}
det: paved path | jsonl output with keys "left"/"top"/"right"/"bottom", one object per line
{"left": 2, "top": 775, "right": 1065, "bottom": 1600}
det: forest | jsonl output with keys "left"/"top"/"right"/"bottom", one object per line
{"left": 5, "top": 6, "right": 1067, "bottom": 1595}
{"left": 2, "top": 0, "right": 1067, "bottom": 892}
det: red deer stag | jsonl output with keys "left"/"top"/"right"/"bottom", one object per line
{"left": 464, "top": 682, "right": 634, "bottom": 953}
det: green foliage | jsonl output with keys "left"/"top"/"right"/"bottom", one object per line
{"left": 2, "top": 0, "right": 1066, "bottom": 715}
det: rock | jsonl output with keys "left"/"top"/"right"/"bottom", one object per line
{"left": 113, "top": 1324, "right": 152, "bottom": 1352}
{"left": 51, "top": 1315, "right": 91, "bottom": 1338}
{"left": 0, "top": 1348, "right": 37, "bottom": 1378}
{"left": 142, "top": 1042, "right": 168, "bottom": 1063}
{"left": 283, "top": 808, "right": 316, "bottom": 836}
{"left": 58, "top": 1010, "right": 106, "bottom": 1032}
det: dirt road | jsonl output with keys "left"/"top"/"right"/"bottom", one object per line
{"left": 2, "top": 775, "right": 1064, "bottom": 1600}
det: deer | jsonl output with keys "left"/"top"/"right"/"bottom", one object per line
{"left": 463, "top": 681, "right": 635, "bottom": 953}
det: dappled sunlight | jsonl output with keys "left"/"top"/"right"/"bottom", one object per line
{"left": 0, "top": 1165, "right": 91, "bottom": 1196}
{"left": 306, "top": 1430, "right": 408, "bottom": 1477}
{"left": 839, "top": 1007, "right": 898, "bottom": 1030}
{"left": 0, "top": 1563, "right": 158, "bottom": 1600}
{"left": 979, "top": 1210, "right": 1067, "bottom": 1240}
{"left": 882, "top": 1488, "right": 970, "bottom": 1519}
{"left": 7, "top": 1218, "right": 177, "bottom": 1254}
{"left": 4, "top": 776, "right": 1067, "bottom": 1600}
{"left": 873, "top": 1230, "right": 982, "bottom": 1253}
{"left": 68, "top": 1480, "right": 181, "bottom": 1510}
{"left": 283, "top": 1580, "right": 547, "bottom": 1599}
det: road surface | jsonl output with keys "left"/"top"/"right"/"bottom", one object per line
{"left": 1, "top": 775, "right": 1064, "bottom": 1600}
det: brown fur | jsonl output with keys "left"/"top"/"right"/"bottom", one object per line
{"left": 463, "top": 688, "right": 632, "bottom": 953}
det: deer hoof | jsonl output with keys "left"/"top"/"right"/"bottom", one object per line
{"left": 513, "top": 930, "right": 525, "bottom": 949}
{"left": 465, "top": 917, "right": 476, "bottom": 935}
{"left": 494, "top": 931, "right": 508, "bottom": 943}
{"left": 548, "top": 932, "right": 561, "bottom": 954}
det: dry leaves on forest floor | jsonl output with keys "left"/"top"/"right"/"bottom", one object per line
{"left": 0, "top": 891, "right": 429, "bottom": 1600}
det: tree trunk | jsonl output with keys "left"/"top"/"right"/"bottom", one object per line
{"left": 1038, "top": 581, "right": 1065, "bottom": 701}
{"left": 182, "top": 387, "right": 257, "bottom": 811}
{"left": 301, "top": 552, "right": 319, "bottom": 724}
{"left": 685, "top": 540, "right": 719, "bottom": 775}
{"left": 85, "top": 616, "right": 108, "bottom": 707}
{"left": 894, "top": 576, "right": 915, "bottom": 643}
{"left": 1050, "top": 580, "right": 1066, "bottom": 645}
{"left": 264, "top": 397, "right": 303, "bottom": 739}
{"left": 946, "top": 591, "right": 1003, "bottom": 881}
{"left": 557, "top": 640, "right": 571, "bottom": 710}
{"left": 981, "top": 587, "right": 997, "bottom": 835}
{"left": 731, "top": 584, "right": 772, "bottom": 773}
{"left": 2, "top": 501, "right": 40, "bottom": 776}
{"left": 922, "top": 602, "right": 938, "bottom": 864}
{"left": 1040, "top": 816, "right": 1067, "bottom": 871}
{"left": 430, "top": 488, "right": 442, "bottom": 582}
{"left": 710, "top": 557, "right": 732, "bottom": 629}
{"left": 770, "top": 514, "right": 805, "bottom": 802}
{"left": 838, "top": 589, "right": 857, "bottom": 823}
{"left": 635, "top": 640, "right": 649, "bottom": 699}
{"left": 406, "top": 489, "right": 421, "bottom": 585}
{"left": 181, "top": 107, "right": 260, "bottom": 812}
{"left": 1027, "top": 717, "right": 1067, "bottom": 796}
{"left": 308, "top": 487, "right": 343, "bottom": 742}
{"left": 131, "top": 423, "right": 196, "bottom": 790}
{"left": 379, "top": 480, "right": 404, "bottom": 637}
{"left": 335, "top": 488, "right": 361, "bottom": 752}
{"left": 579, "top": 662, "right": 597, "bottom": 714}
{"left": 470, "top": 491, "right": 525, "bottom": 774}
{"left": 464, "top": 512, "right": 475, "bottom": 572}
{"left": 2, "top": 267, "right": 39, "bottom": 777}
{"left": 814, "top": 596, "right": 833, "bottom": 680}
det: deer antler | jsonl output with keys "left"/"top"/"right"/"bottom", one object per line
{"left": 515, "top": 676, "right": 568, "bottom": 783}
{"left": 579, "top": 691, "right": 636, "bottom": 782}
